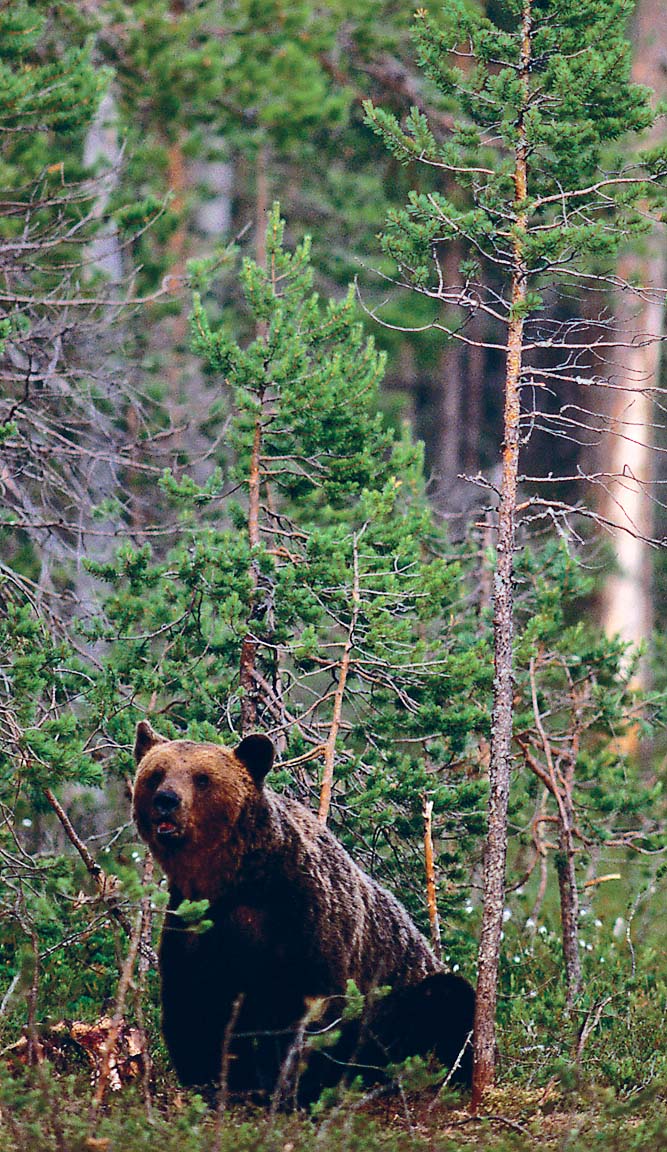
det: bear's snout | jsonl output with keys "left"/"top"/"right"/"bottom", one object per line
{"left": 151, "top": 785, "right": 186, "bottom": 842}
{"left": 154, "top": 787, "right": 181, "bottom": 815}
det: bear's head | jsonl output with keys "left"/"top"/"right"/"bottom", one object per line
{"left": 132, "top": 721, "right": 275, "bottom": 898}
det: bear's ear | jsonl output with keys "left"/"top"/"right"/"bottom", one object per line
{"left": 134, "top": 720, "right": 168, "bottom": 764}
{"left": 235, "top": 734, "right": 275, "bottom": 786}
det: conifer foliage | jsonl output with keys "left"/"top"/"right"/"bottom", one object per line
{"left": 90, "top": 206, "right": 489, "bottom": 921}
{"left": 365, "top": 0, "right": 667, "bottom": 1104}
{"left": 2, "top": 3, "right": 667, "bottom": 1129}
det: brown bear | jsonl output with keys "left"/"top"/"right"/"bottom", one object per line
{"left": 132, "top": 721, "right": 475, "bottom": 1102}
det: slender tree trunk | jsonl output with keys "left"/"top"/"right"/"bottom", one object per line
{"left": 240, "top": 408, "right": 263, "bottom": 734}
{"left": 435, "top": 246, "right": 465, "bottom": 491}
{"left": 463, "top": 337, "right": 486, "bottom": 476}
{"left": 471, "top": 0, "right": 531, "bottom": 1111}
{"left": 255, "top": 143, "right": 270, "bottom": 270}
{"left": 432, "top": 244, "right": 466, "bottom": 512}
{"left": 518, "top": 727, "right": 583, "bottom": 1005}
{"left": 165, "top": 132, "right": 190, "bottom": 398}
{"left": 318, "top": 531, "right": 362, "bottom": 823}
{"left": 239, "top": 152, "right": 272, "bottom": 735}
{"left": 556, "top": 793, "right": 582, "bottom": 1004}
{"left": 422, "top": 796, "right": 442, "bottom": 960}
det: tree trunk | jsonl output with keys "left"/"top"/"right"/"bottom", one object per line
{"left": 239, "top": 149, "right": 272, "bottom": 735}
{"left": 552, "top": 739, "right": 583, "bottom": 1008}
{"left": 255, "top": 143, "right": 270, "bottom": 269}
{"left": 600, "top": 0, "right": 667, "bottom": 671}
{"left": 317, "top": 531, "right": 361, "bottom": 823}
{"left": 83, "top": 88, "right": 124, "bottom": 285}
{"left": 240, "top": 409, "right": 263, "bottom": 735}
{"left": 165, "top": 132, "right": 190, "bottom": 396}
{"left": 556, "top": 796, "right": 582, "bottom": 1005}
{"left": 471, "top": 0, "right": 531, "bottom": 1110}
{"left": 422, "top": 796, "right": 442, "bottom": 960}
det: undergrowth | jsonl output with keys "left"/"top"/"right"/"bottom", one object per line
{"left": 1, "top": 1067, "right": 666, "bottom": 1152}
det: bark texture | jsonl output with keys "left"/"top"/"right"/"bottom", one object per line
{"left": 471, "top": 0, "right": 531, "bottom": 1110}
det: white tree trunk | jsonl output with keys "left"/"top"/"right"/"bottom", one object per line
{"left": 600, "top": 0, "right": 667, "bottom": 662}
{"left": 83, "top": 88, "right": 124, "bottom": 284}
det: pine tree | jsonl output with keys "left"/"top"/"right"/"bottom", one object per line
{"left": 364, "top": 0, "right": 667, "bottom": 1103}
{"left": 89, "top": 207, "right": 490, "bottom": 936}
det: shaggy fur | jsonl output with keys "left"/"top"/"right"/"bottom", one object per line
{"left": 133, "top": 722, "right": 474, "bottom": 1099}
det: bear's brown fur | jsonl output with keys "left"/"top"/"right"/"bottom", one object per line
{"left": 132, "top": 721, "right": 474, "bottom": 1099}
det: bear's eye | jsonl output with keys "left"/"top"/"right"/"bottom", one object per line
{"left": 194, "top": 772, "right": 210, "bottom": 789}
{"left": 144, "top": 768, "right": 164, "bottom": 789}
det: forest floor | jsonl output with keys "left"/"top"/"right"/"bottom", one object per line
{"left": 2, "top": 1072, "right": 666, "bottom": 1152}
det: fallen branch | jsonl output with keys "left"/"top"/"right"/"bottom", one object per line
{"left": 583, "top": 873, "right": 621, "bottom": 888}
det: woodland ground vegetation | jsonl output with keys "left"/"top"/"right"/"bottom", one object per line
{"left": 0, "top": 1, "right": 666, "bottom": 1148}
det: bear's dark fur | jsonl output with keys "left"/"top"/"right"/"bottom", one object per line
{"left": 132, "top": 722, "right": 475, "bottom": 1101}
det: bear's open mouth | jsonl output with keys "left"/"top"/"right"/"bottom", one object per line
{"left": 154, "top": 819, "right": 180, "bottom": 838}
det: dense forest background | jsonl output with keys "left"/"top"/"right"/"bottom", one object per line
{"left": 1, "top": 1, "right": 667, "bottom": 1149}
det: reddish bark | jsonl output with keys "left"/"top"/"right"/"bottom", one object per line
{"left": 423, "top": 796, "right": 442, "bottom": 961}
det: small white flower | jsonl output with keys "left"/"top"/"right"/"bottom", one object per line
{"left": 131, "top": 851, "right": 140, "bottom": 861}
{"left": 513, "top": 954, "right": 521, "bottom": 963}
{"left": 465, "top": 904, "right": 474, "bottom": 915}
{"left": 503, "top": 907, "right": 512, "bottom": 923}
{"left": 579, "top": 907, "right": 589, "bottom": 918}
{"left": 538, "top": 925, "right": 548, "bottom": 935}
{"left": 22, "top": 818, "right": 32, "bottom": 828}
{"left": 594, "top": 919, "right": 603, "bottom": 928}
{"left": 452, "top": 963, "right": 460, "bottom": 973}
{"left": 525, "top": 917, "right": 535, "bottom": 930}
